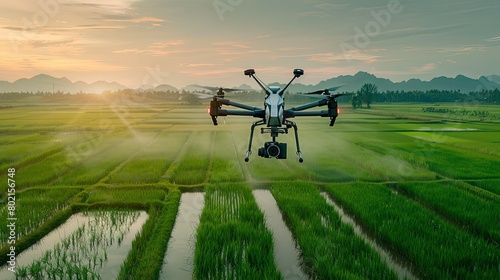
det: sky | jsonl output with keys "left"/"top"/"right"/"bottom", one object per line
{"left": 0, "top": 0, "right": 499, "bottom": 89}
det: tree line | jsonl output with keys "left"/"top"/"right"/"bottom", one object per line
{"left": 345, "top": 84, "right": 500, "bottom": 108}
{"left": 1, "top": 85, "right": 499, "bottom": 106}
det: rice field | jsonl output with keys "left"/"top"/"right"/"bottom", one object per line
{"left": 0, "top": 100, "right": 499, "bottom": 279}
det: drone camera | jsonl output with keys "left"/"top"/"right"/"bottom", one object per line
{"left": 244, "top": 69, "right": 256, "bottom": 76}
{"left": 293, "top": 69, "right": 304, "bottom": 77}
{"left": 258, "top": 141, "right": 287, "bottom": 159}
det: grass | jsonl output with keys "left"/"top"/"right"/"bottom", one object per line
{"left": 194, "top": 184, "right": 282, "bottom": 279}
{"left": 168, "top": 131, "right": 213, "bottom": 185}
{"left": 271, "top": 182, "right": 398, "bottom": 279}
{"left": 325, "top": 182, "right": 500, "bottom": 279}
{"left": 15, "top": 211, "right": 144, "bottom": 280}
{"left": 0, "top": 188, "right": 82, "bottom": 247}
{"left": 392, "top": 181, "right": 500, "bottom": 243}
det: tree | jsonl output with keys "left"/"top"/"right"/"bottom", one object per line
{"left": 351, "top": 93, "right": 362, "bottom": 109}
{"left": 358, "top": 83, "right": 377, "bottom": 108}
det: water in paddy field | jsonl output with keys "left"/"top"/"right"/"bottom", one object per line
{"left": 253, "top": 189, "right": 308, "bottom": 280}
{"left": 160, "top": 192, "right": 205, "bottom": 279}
{"left": 0, "top": 211, "right": 148, "bottom": 279}
{"left": 320, "top": 193, "right": 417, "bottom": 280}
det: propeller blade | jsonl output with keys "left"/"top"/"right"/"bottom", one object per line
{"left": 305, "top": 89, "right": 326, "bottom": 95}
{"left": 325, "top": 85, "right": 345, "bottom": 92}
{"left": 197, "top": 86, "right": 241, "bottom": 92}
{"left": 304, "top": 85, "right": 345, "bottom": 95}
{"left": 333, "top": 92, "right": 353, "bottom": 98}
{"left": 190, "top": 92, "right": 218, "bottom": 99}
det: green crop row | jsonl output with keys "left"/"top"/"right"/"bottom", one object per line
{"left": 394, "top": 142, "right": 499, "bottom": 179}
{"left": 106, "top": 131, "right": 190, "bottom": 184}
{"left": 15, "top": 211, "right": 143, "bottom": 280}
{"left": 169, "top": 131, "right": 213, "bottom": 185}
{"left": 86, "top": 188, "right": 166, "bottom": 204}
{"left": 209, "top": 132, "right": 245, "bottom": 183}
{"left": 393, "top": 181, "right": 500, "bottom": 244}
{"left": 118, "top": 189, "right": 181, "bottom": 280}
{"left": 270, "top": 182, "right": 397, "bottom": 279}
{"left": 55, "top": 134, "right": 154, "bottom": 185}
{"left": 194, "top": 184, "right": 282, "bottom": 279}
{"left": 0, "top": 188, "right": 82, "bottom": 248}
{"left": 326, "top": 182, "right": 500, "bottom": 279}
{"left": 468, "top": 179, "right": 500, "bottom": 196}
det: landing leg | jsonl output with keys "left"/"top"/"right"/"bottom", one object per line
{"left": 245, "top": 120, "right": 265, "bottom": 162}
{"left": 286, "top": 120, "right": 303, "bottom": 163}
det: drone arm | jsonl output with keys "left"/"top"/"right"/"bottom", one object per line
{"left": 290, "top": 110, "right": 329, "bottom": 117}
{"left": 244, "top": 69, "right": 271, "bottom": 94}
{"left": 253, "top": 75, "right": 272, "bottom": 94}
{"left": 218, "top": 98, "right": 261, "bottom": 112}
{"left": 278, "top": 76, "right": 297, "bottom": 96}
{"left": 219, "top": 109, "right": 264, "bottom": 117}
{"left": 289, "top": 99, "right": 328, "bottom": 112}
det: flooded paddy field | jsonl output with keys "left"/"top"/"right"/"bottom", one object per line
{"left": 1, "top": 102, "right": 499, "bottom": 279}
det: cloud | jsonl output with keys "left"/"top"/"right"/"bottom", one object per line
{"left": 376, "top": 25, "right": 465, "bottom": 42}
{"left": 58, "top": 0, "right": 141, "bottom": 14}
{"left": 105, "top": 17, "right": 169, "bottom": 23}
{"left": 296, "top": 11, "right": 330, "bottom": 18}
{"left": 273, "top": 50, "right": 379, "bottom": 64}
{"left": 151, "top": 40, "right": 185, "bottom": 48}
{"left": 486, "top": 36, "right": 500, "bottom": 42}
{"left": 212, "top": 41, "right": 251, "bottom": 48}
{"left": 410, "top": 63, "right": 437, "bottom": 73}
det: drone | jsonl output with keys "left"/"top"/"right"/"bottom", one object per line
{"left": 204, "top": 69, "right": 349, "bottom": 163}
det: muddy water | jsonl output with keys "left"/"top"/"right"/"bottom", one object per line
{"left": 160, "top": 192, "right": 205, "bottom": 279}
{"left": 320, "top": 193, "right": 418, "bottom": 280}
{"left": 253, "top": 189, "right": 308, "bottom": 280}
{"left": 0, "top": 211, "right": 148, "bottom": 279}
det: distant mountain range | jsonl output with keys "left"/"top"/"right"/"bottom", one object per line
{"left": 1, "top": 72, "right": 499, "bottom": 94}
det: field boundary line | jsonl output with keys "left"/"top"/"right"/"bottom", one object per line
{"left": 160, "top": 131, "right": 196, "bottom": 183}
{"left": 96, "top": 131, "right": 163, "bottom": 185}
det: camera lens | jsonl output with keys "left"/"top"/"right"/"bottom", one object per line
{"left": 267, "top": 143, "right": 280, "bottom": 158}
{"left": 258, "top": 147, "right": 266, "bottom": 157}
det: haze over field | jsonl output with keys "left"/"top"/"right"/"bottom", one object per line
{"left": 1, "top": 0, "right": 499, "bottom": 88}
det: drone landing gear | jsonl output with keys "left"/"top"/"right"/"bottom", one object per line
{"left": 244, "top": 120, "right": 303, "bottom": 163}
{"left": 285, "top": 120, "right": 303, "bottom": 163}
{"left": 245, "top": 120, "right": 265, "bottom": 162}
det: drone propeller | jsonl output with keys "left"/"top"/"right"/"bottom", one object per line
{"left": 305, "top": 85, "right": 345, "bottom": 96}
{"left": 302, "top": 86, "right": 353, "bottom": 99}
{"left": 198, "top": 86, "right": 241, "bottom": 93}
{"left": 195, "top": 86, "right": 242, "bottom": 99}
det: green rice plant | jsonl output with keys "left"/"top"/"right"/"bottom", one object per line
{"left": 393, "top": 181, "right": 500, "bottom": 243}
{"left": 118, "top": 190, "right": 181, "bottom": 280}
{"left": 0, "top": 188, "right": 81, "bottom": 247}
{"left": 468, "top": 179, "right": 500, "bottom": 196}
{"left": 394, "top": 142, "right": 499, "bottom": 179}
{"left": 270, "top": 182, "right": 397, "bottom": 279}
{"left": 326, "top": 182, "right": 500, "bottom": 279}
{"left": 55, "top": 135, "right": 151, "bottom": 185}
{"left": 14, "top": 211, "right": 145, "bottom": 280}
{"left": 169, "top": 131, "right": 212, "bottom": 185}
{"left": 352, "top": 140, "right": 438, "bottom": 180}
{"left": 209, "top": 131, "right": 244, "bottom": 183}
{"left": 107, "top": 131, "right": 190, "bottom": 184}
{"left": 86, "top": 188, "right": 166, "bottom": 204}
{"left": 194, "top": 184, "right": 282, "bottom": 279}
{"left": 297, "top": 130, "right": 389, "bottom": 182}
